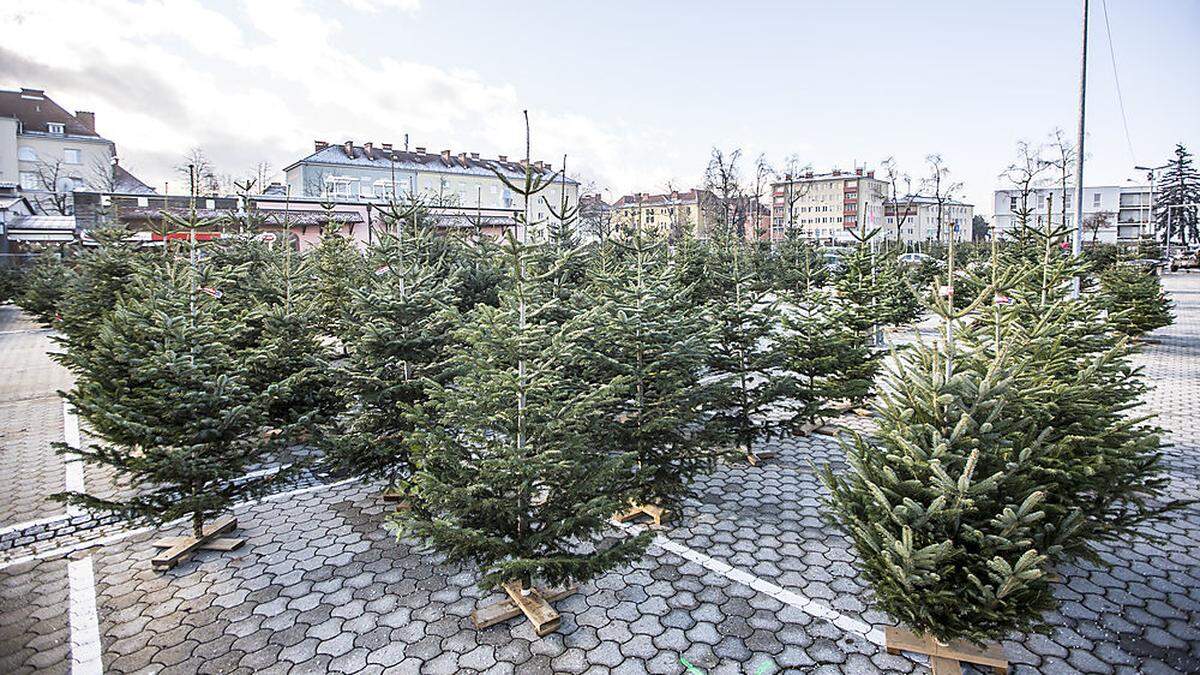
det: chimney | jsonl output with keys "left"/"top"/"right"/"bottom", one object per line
{"left": 498, "top": 155, "right": 507, "bottom": 162}
{"left": 415, "top": 146, "right": 427, "bottom": 154}
{"left": 545, "top": 162, "right": 553, "bottom": 171}
{"left": 315, "top": 140, "right": 329, "bottom": 151}
{"left": 458, "top": 152, "right": 468, "bottom": 165}
{"left": 867, "top": 170, "right": 875, "bottom": 178}
{"left": 75, "top": 111, "right": 96, "bottom": 132}
{"left": 441, "top": 149, "right": 451, "bottom": 162}
{"left": 855, "top": 167, "right": 863, "bottom": 176}
{"left": 832, "top": 169, "right": 840, "bottom": 176}
{"left": 671, "top": 190, "right": 679, "bottom": 199}
{"left": 343, "top": 140, "right": 354, "bottom": 158}
{"left": 363, "top": 142, "right": 374, "bottom": 158}
{"left": 805, "top": 171, "right": 813, "bottom": 178}
{"left": 19, "top": 88, "right": 44, "bottom": 99}
{"left": 381, "top": 143, "right": 392, "bottom": 151}
{"left": 470, "top": 152, "right": 480, "bottom": 159}
{"left": 534, "top": 161, "right": 544, "bottom": 171}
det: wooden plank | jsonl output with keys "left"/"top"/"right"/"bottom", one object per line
{"left": 930, "top": 655, "right": 962, "bottom": 675}
{"left": 503, "top": 580, "right": 561, "bottom": 636}
{"left": 640, "top": 504, "right": 665, "bottom": 526}
{"left": 612, "top": 506, "right": 646, "bottom": 524}
{"left": 151, "top": 516, "right": 238, "bottom": 570}
{"left": 471, "top": 586, "right": 577, "bottom": 632}
{"left": 151, "top": 536, "right": 243, "bottom": 551}
{"left": 885, "top": 626, "right": 1007, "bottom": 673}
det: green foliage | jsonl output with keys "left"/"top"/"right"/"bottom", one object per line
{"left": 402, "top": 234, "right": 650, "bottom": 590}
{"left": 823, "top": 335, "right": 1061, "bottom": 645}
{"left": 1100, "top": 265, "right": 1174, "bottom": 337}
{"left": 306, "top": 222, "right": 365, "bottom": 345}
{"left": 53, "top": 248, "right": 283, "bottom": 536}
{"left": 587, "top": 227, "right": 721, "bottom": 511}
{"left": 0, "top": 264, "right": 24, "bottom": 304}
{"left": 16, "top": 250, "right": 74, "bottom": 326}
{"left": 53, "top": 227, "right": 142, "bottom": 365}
{"left": 334, "top": 223, "right": 459, "bottom": 490}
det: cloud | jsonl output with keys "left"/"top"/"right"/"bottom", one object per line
{"left": 0, "top": 0, "right": 667, "bottom": 195}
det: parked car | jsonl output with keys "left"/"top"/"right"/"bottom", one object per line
{"left": 898, "top": 252, "right": 936, "bottom": 266}
{"left": 1169, "top": 249, "right": 1199, "bottom": 271}
{"left": 1120, "top": 258, "right": 1165, "bottom": 272}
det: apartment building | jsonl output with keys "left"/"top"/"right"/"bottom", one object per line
{"left": 769, "top": 168, "right": 888, "bottom": 243}
{"left": 609, "top": 189, "right": 722, "bottom": 238}
{"left": 992, "top": 184, "right": 1151, "bottom": 244}
{"left": 283, "top": 141, "right": 578, "bottom": 240}
{"left": 0, "top": 87, "right": 151, "bottom": 215}
{"left": 883, "top": 195, "right": 974, "bottom": 243}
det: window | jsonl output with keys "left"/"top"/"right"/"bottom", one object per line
{"left": 1092, "top": 192, "right": 1101, "bottom": 207}
{"left": 64, "top": 148, "right": 82, "bottom": 164}
{"left": 47, "top": 122, "right": 65, "bottom": 135}
{"left": 17, "top": 146, "right": 37, "bottom": 161}
{"left": 324, "top": 176, "right": 354, "bottom": 197}
{"left": 374, "top": 179, "right": 396, "bottom": 200}
{"left": 1009, "top": 196, "right": 1018, "bottom": 212}
{"left": 20, "top": 171, "right": 39, "bottom": 189}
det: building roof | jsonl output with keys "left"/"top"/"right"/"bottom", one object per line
{"left": 0, "top": 88, "right": 102, "bottom": 138}
{"left": 772, "top": 168, "right": 879, "bottom": 186}
{"left": 611, "top": 189, "right": 716, "bottom": 208}
{"left": 888, "top": 194, "right": 973, "bottom": 208}
{"left": 285, "top": 142, "right": 579, "bottom": 185}
{"left": 112, "top": 164, "right": 156, "bottom": 195}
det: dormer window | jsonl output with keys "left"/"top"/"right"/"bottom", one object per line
{"left": 48, "top": 122, "right": 65, "bottom": 135}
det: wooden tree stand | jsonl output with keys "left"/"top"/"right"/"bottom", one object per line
{"left": 471, "top": 581, "right": 578, "bottom": 636}
{"left": 612, "top": 503, "right": 666, "bottom": 527}
{"left": 381, "top": 490, "right": 412, "bottom": 512}
{"left": 745, "top": 448, "right": 777, "bottom": 466}
{"left": 885, "top": 626, "right": 1008, "bottom": 675}
{"left": 151, "top": 515, "right": 243, "bottom": 570}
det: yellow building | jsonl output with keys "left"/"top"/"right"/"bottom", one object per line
{"left": 610, "top": 189, "right": 722, "bottom": 238}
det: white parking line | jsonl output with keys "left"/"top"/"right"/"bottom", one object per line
{"left": 67, "top": 555, "right": 104, "bottom": 674}
{"left": 618, "top": 521, "right": 885, "bottom": 646}
{"left": 62, "top": 400, "right": 85, "bottom": 518}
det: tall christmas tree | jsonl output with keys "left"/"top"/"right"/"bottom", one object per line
{"left": 704, "top": 236, "right": 799, "bottom": 460}
{"left": 306, "top": 220, "right": 365, "bottom": 347}
{"left": 830, "top": 234, "right": 886, "bottom": 405}
{"left": 54, "top": 235, "right": 280, "bottom": 562}
{"left": 588, "top": 226, "right": 719, "bottom": 516}
{"left": 332, "top": 217, "right": 458, "bottom": 496}
{"left": 1099, "top": 263, "right": 1174, "bottom": 338}
{"left": 403, "top": 232, "right": 650, "bottom": 591}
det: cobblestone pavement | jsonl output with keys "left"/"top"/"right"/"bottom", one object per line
{"left": 1, "top": 275, "right": 1199, "bottom": 674}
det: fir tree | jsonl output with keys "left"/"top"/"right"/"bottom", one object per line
{"left": 704, "top": 236, "right": 799, "bottom": 457}
{"left": 403, "top": 233, "right": 650, "bottom": 590}
{"left": 831, "top": 234, "right": 886, "bottom": 404}
{"left": 588, "top": 226, "right": 719, "bottom": 513}
{"left": 822, "top": 329, "right": 1062, "bottom": 645}
{"left": 307, "top": 221, "right": 365, "bottom": 346}
{"left": 53, "top": 240, "right": 281, "bottom": 539}
{"left": 16, "top": 249, "right": 74, "bottom": 326}
{"left": 1099, "top": 264, "right": 1174, "bottom": 338}
{"left": 53, "top": 226, "right": 141, "bottom": 365}
{"left": 1154, "top": 144, "right": 1200, "bottom": 246}
{"left": 333, "top": 220, "right": 458, "bottom": 494}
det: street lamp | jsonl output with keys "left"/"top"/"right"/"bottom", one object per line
{"left": 1135, "top": 163, "right": 1171, "bottom": 261}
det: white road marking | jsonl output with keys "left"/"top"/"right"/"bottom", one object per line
{"left": 617, "top": 521, "right": 885, "bottom": 646}
{"left": 67, "top": 556, "right": 104, "bottom": 674}
{"left": 62, "top": 399, "right": 85, "bottom": 518}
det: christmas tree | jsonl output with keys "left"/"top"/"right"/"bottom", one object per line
{"left": 1099, "top": 264, "right": 1174, "bottom": 338}
{"left": 1154, "top": 144, "right": 1199, "bottom": 246}
{"left": 830, "top": 234, "right": 886, "bottom": 405}
{"left": 332, "top": 217, "right": 458, "bottom": 496}
{"left": 587, "top": 225, "right": 719, "bottom": 515}
{"left": 16, "top": 249, "right": 74, "bottom": 326}
{"left": 53, "top": 226, "right": 141, "bottom": 365}
{"left": 704, "top": 236, "right": 799, "bottom": 458}
{"left": 53, "top": 236, "right": 280, "bottom": 544}
{"left": 306, "top": 220, "right": 365, "bottom": 347}
{"left": 403, "top": 232, "right": 650, "bottom": 591}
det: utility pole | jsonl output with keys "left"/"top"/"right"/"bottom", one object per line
{"left": 1071, "top": 0, "right": 1089, "bottom": 297}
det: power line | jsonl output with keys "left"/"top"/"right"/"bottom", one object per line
{"left": 1101, "top": 0, "right": 1137, "bottom": 165}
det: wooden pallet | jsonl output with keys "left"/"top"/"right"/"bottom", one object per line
{"left": 471, "top": 583, "right": 578, "bottom": 636}
{"left": 885, "top": 626, "right": 1008, "bottom": 675}
{"left": 151, "top": 515, "right": 242, "bottom": 570}
{"left": 382, "top": 490, "right": 412, "bottom": 512}
{"left": 612, "top": 503, "right": 666, "bottom": 527}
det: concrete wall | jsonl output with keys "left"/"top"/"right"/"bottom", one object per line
{"left": 0, "top": 118, "right": 18, "bottom": 186}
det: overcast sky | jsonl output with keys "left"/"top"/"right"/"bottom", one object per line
{"left": 2, "top": 0, "right": 1197, "bottom": 216}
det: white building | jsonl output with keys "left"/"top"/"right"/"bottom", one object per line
{"left": 992, "top": 184, "right": 1151, "bottom": 244}
{"left": 770, "top": 168, "right": 888, "bottom": 243}
{"left": 883, "top": 195, "right": 974, "bottom": 243}
{"left": 0, "top": 87, "right": 151, "bottom": 215}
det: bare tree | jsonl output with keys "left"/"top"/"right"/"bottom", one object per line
{"left": 1084, "top": 211, "right": 1113, "bottom": 244}
{"left": 1045, "top": 129, "right": 1077, "bottom": 232}
{"left": 1000, "top": 140, "right": 1052, "bottom": 236}
{"left": 176, "top": 148, "right": 221, "bottom": 197}
{"left": 87, "top": 155, "right": 119, "bottom": 193}
{"left": 920, "top": 154, "right": 963, "bottom": 243}
{"left": 776, "top": 154, "right": 812, "bottom": 239}
{"left": 250, "top": 161, "right": 274, "bottom": 192}
{"left": 746, "top": 154, "right": 773, "bottom": 241}
{"left": 704, "top": 147, "right": 745, "bottom": 239}
{"left": 32, "top": 159, "right": 75, "bottom": 215}
{"left": 881, "top": 156, "right": 917, "bottom": 245}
